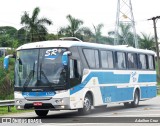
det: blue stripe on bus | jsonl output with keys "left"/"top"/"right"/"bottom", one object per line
{"left": 70, "top": 72, "right": 130, "bottom": 95}
{"left": 92, "top": 72, "right": 130, "bottom": 84}
{"left": 138, "top": 74, "right": 156, "bottom": 82}
{"left": 140, "top": 86, "right": 157, "bottom": 99}
{"left": 70, "top": 72, "right": 156, "bottom": 95}
{"left": 84, "top": 72, "right": 130, "bottom": 84}
{"left": 100, "top": 86, "right": 134, "bottom": 103}
{"left": 22, "top": 92, "right": 55, "bottom": 97}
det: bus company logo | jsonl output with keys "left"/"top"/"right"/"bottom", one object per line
{"left": 130, "top": 72, "right": 137, "bottom": 83}
{"left": 45, "top": 49, "right": 58, "bottom": 56}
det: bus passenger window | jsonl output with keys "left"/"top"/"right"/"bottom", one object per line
{"left": 127, "top": 53, "right": 137, "bottom": 69}
{"left": 83, "top": 49, "right": 99, "bottom": 68}
{"left": 116, "top": 52, "right": 126, "bottom": 69}
{"left": 101, "top": 51, "right": 113, "bottom": 69}
{"left": 139, "top": 54, "right": 147, "bottom": 69}
{"left": 148, "top": 55, "right": 154, "bottom": 70}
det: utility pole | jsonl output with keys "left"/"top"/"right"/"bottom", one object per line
{"left": 148, "top": 16, "right": 160, "bottom": 76}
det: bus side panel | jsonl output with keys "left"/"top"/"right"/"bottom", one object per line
{"left": 116, "top": 87, "right": 133, "bottom": 102}
{"left": 100, "top": 86, "right": 133, "bottom": 103}
{"left": 140, "top": 86, "right": 157, "bottom": 99}
{"left": 140, "top": 87, "right": 148, "bottom": 99}
{"left": 148, "top": 86, "right": 157, "bottom": 98}
{"left": 100, "top": 86, "right": 117, "bottom": 103}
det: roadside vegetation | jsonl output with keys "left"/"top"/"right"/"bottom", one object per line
{"left": 0, "top": 106, "right": 32, "bottom": 115}
{"left": 0, "top": 57, "right": 14, "bottom": 100}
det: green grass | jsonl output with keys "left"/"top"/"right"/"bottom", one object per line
{"left": 0, "top": 106, "right": 33, "bottom": 115}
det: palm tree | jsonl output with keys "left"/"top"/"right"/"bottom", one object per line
{"left": 118, "top": 23, "right": 135, "bottom": 46}
{"left": 92, "top": 23, "right": 104, "bottom": 43}
{"left": 21, "top": 7, "right": 52, "bottom": 42}
{"left": 139, "top": 33, "right": 155, "bottom": 50}
{"left": 58, "top": 14, "right": 84, "bottom": 38}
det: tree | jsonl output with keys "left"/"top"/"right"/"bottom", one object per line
{"left": 92, "top": 23, "right": 104, "bottom": 42}
{"left": 139, "top": 33, "right": 155, "bottom": 50}
{"left": 21, "top": 7, "right": 52, "bottom": 42}
{"left": 118, "top": 23, "right": 135, "bottom": 46}
{"left": 17, "top": 28, "right": 30, "bottom": 45}
{"left": 58, "top": 14, "right": 84, "bottom": 38}
{"left": 46, "top": 33, "right": 58, "bottom": 40}
{"left": 0, "top": 26, "right": 19, "bottom": 47}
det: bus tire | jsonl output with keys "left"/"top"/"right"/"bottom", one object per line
{"left": 131, "top": 90, "right": 139, "bottom": 108}
{"left": 35, "top": 110, "right": 49, "bottom": 117}
{"left": 78, "top": 94, "right": 92, "bottom": 115}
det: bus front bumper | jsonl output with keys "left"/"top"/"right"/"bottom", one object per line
{"left": 15, "top": 97, "right": 71, "bottom": 110}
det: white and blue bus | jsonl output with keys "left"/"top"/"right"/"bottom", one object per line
{"left": 4, "top": 38, "right": 157, "bottom": 116}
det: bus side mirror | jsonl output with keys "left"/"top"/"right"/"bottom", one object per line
{"left": 62, "top": 51, "right": 71, "bottom": 66}
{"left": 3, "top": 55, "right": 13, "bottom": 70}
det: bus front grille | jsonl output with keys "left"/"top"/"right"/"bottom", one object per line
{"left": 25, "top": 97, "right": 52, "bottom": 101}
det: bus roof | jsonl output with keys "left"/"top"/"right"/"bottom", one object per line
{"left": 16, "top": 40, "right": 155, "bottom": 55}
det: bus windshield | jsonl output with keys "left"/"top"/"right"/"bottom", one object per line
{"left": 15, "top": 48, "right": 67, "bottom": 90}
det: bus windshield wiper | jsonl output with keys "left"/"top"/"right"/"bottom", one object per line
{"left": 23, "top": 70, "right": 33, "bottom": 88}
{"left": 23, "top": 62, "right": 36, "bottom": 91}
{"left": 40, "top": 70, "right": 50, "bottom": 84}
{"left": 39, "top": 62, "right": 54, "bottom": 87}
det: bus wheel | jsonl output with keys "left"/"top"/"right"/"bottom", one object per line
{"left": 131, "top": 90, "right": 139, "bottom": 108}
{"left": 35, "top": 110, "right": 49, "bottom": 117}
{"left": 78, "top": 94, "right": 92, "bottom": 115}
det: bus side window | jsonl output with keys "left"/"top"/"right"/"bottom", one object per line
{"left": 116, "top": 52, "right": 126, "bottom": 69}
{"left": 83, "top": 49, "right": 99, "bottom": 69}
{"left": 148, "top": 55, "right": 155, "bottom": 70}
{"left": 139, "top": 54, "right": 147, "bottom": 69}
{"left": 101, "top": 51, "right": 114, "bottom": 69}
{"left": 127, "top": 53, "right": 137, "bottom": 69}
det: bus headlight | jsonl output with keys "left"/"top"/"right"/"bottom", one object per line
{"left": 55, "top": 99, "right": 63, "bottom": 104}
{"left": 16, "top": 100, "right": 22, "bottom": 104}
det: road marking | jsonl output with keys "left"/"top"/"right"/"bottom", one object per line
{"left": 104, "top": 113, "right": 160, "bottom": 117}
{"left": 39, "top": 123, "right": 99, "bottom": 126}
{"left": 89, "top": 109, "right": 160, "bottom": 117}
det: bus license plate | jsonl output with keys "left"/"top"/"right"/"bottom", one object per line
{"left": 33, "top": 102, "right": 43, "bottom": 106}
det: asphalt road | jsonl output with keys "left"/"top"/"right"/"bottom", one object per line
{"left": 1, "top": 96, "right": 160, "bottom": 126}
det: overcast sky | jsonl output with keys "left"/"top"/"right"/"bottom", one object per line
{"left": 0, "top": 0, "right": 160, "bottom": 36}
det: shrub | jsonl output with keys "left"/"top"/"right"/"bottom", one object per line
{"left": 0, "top": 57, "right": 14, "bottom": 100}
